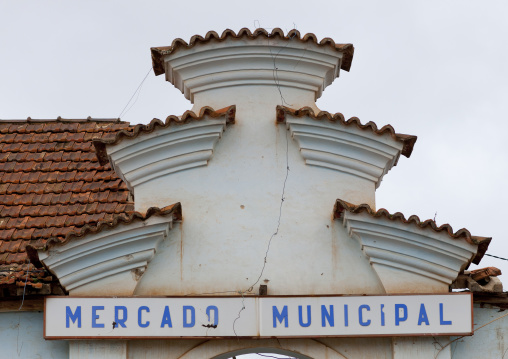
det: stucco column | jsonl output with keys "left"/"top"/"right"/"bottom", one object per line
{"left": 69, "top": 340, "right": 127, "bottom": 359}
{"left": 392, "top": 336, "right": 451, "bottom": 359}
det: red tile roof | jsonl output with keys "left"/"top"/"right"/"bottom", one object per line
{"left": 27, "top": 203, "right": 181, "bottom": 259}
{"left": 0, "top": 119, "right": 135, "bottom": 292}
{"left": 277, "top": 106, "right": 417, "bottom": 158}
{"left": 334, "top": 199, "right": 491, "bottom": 264}
{"left": 151, "top": 28, "right": 354, "bottom": 76}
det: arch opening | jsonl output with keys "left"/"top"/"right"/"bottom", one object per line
{"left": 177, "top": 338, "right": 346, "bottom": 359}
{"left": 215, "top": 349, "right": 311, "bottom": 359}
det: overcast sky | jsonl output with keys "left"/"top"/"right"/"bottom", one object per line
{"left": 1, "top": 0, "right": 507, "bottom": 291}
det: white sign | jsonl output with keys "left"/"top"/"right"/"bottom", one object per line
{"left": 44, "top": 294, "right": 473, "bottom": 339}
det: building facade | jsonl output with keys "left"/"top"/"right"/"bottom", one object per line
{"left": 0, "top": 28, "right": 506, "bottom": 359}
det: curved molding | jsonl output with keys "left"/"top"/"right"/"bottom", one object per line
{"left": 38, "top": 215, "right": 175, "bottom": 292}
{"left": 151, "top": 28, "right": 354, "bottom": 75}
{"left": 339, "top": 211, "right": 478, "bottom": 290}
{"left": 106, "top": 115, "right": 230, "bottom": 189}
{"left": 178, "top": 338, "right": 347, "bottom": 359}
{"left": 283, "top": 113, "right": 405, "bottom": 188}
{"left": 160, "top": 36, "right": 347, "bottom": 102}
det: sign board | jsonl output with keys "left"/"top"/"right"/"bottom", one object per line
{"left": 44, "top": 293, "right": 473, "bottom": 339}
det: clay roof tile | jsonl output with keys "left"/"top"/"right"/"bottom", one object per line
{"left": 0, "top": 118, "right": 138, "bottom": 294}
{"left": 334, "top": 199, "right": 491, "bottom": 265}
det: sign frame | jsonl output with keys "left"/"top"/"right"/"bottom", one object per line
{"left": 44, "top": 292, "right": 474, "bottom": 340}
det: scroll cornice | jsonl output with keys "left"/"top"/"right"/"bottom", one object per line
{"left": 35, "top": 204, "right": 180, "bottom": 292}
{"left": 278, "top": 106, "right": 416, "bottom": 188}
{"left": 334, "top": 199, "right": 491, "bottom": 289}
{"left": 95, "top": 106, "right": 235, "bottom": 190}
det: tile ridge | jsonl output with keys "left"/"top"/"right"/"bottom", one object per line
{"left": 150, "top": 28, "right": 354, "bottom": 76}
{"left": 25, "top": 203, "right": 181, "bottom": 263}
{"left": 93, "top": 105, "right": 236, "bottom": 165}
{"left": 333, "top": 198, "right": 491, "bottom": 264}
{"left": 277, "top": 105, "right": 417, "bottom": 158}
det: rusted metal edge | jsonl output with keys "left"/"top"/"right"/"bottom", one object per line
{"left": 150, "top": 28, "right": 355, "bottom": 76}
{"left": 25, "top": 203, "right": 182, "bottom": 267}
{"left": 333, "top": 199, "right": 491, "bottom": 265}
{"left": 93, "top": 105, "right": 236, "bottom": 166}
{"left": 277, "top": 106, "right": 417, "bottom": 158}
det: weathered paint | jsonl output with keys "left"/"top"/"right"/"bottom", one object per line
{"left": 452, "top": 304, "right": 508, "bottom": 358}
{"left": 7, "top": 29, "right": 498, "bottom": 359}
{"left": 0, "top": 312, "right": 67, "bottom": 359}
{"left": 69, "top": 341, "right": 127, "bottom": 359}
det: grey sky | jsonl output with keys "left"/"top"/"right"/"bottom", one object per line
{"left": 1, "top": 0, "right": 507, "bottom": 280}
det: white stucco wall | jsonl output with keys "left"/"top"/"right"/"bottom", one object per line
{"left": 104, "top": 39, "right": 391, "bottom": 296}
{"left": 0, "top": 312, "right": 68, "bottom": 359}
{"left": 452, "top": 305, "right": 508, "bottom": 358}
{"left": 22, "top": 32, "right": 498, "bottom": 359}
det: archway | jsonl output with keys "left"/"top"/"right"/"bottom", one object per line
{"left": 178, "top": 339, "right": 347, "bottom": 359}
{"left": 215, "top": 348, "right": 310, "bottom": 359}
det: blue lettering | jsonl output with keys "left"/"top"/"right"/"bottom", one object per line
{"left": 344, "top": 305, "right": 349, "bottom": 327}
{"left": 92, "top": 306, "right": 105, "bottom": 328}
{"left": 359, "top": 305, "right": 371, "bottom": 326}
{"left": 66, "top": 306, "right": 81, "bottom": 328}
{"left": 206, "top": 306, "right": 219, "bottom": 326}
{"left": 321, "top": 305, "right": 334, "bottom": 327}
{"left": 183, "top": 306, "right": 195, "bottom": 328}
{"left": 161, "top": 306, "right": 172, "bottom": 328}
{"left": 298, "top": 305, "right": 311, "bottom": 327}
{"left": 418, "top": 304, "right": 430, "bottom": 326}
{"left": 114, "top": 306, "right": 127, "bottom": 328}
{"left": 395, "top": 304, "right": 408, "bottom": 326}
{"left": 272, "top": 305, "right": 288, "bottom": 328}
{"left": 380, "top": 304, "right": 385, "bottom": 326}
{"left": 138, "top": 306, "right": 150, "bottom": 328}
{"left": 439, "top": 303, "right": 452, "bottom": 325}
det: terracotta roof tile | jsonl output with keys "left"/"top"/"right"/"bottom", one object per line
{"left": 2, "top": 205, "right": 22, "bottom": 217}
{"left": 19, "top": 193, "right": 36, "bottom": 205}
{"left": 0, "top": 183, "right": 9, "bottom": 194}
{"left": 26, "top": 153, "right": 45, "bottom": 162}
{"left": 1, "top": 163, "right": 16, "bottom": 173}
{"left": 277, "top": 106, "right": 418, "bottom": 158}
{"left": 94, "top": 105, "right": 236, "bottom": 165}
{"left": 0, "top": 228, "right": 15, "bottom": 240}
{"left": 151, "top": 28, "right": 354, "bottom": 76}
{"left": 69, "top": 192, "right": 91, "bottom": 204}
{"left": 27, "top": 204, "right": 181, "bottom": 254}
{"left": 333, "top": 199, "right": 491, "bottom": 265}
{"left": 4, "top": 172, "right": 22, "bottom": 183}
{"left": 25, "top": 123, "right": 45, "bottom": 133}
{"left": 0, "top": 218, "right": 8, "bottom": 230}
{"left": 90, "top": 190, "right": 110, "bottom": 203}
{"left": 12, "top": 228, "right": 36, "bottom": 240}
{"left": 0, "top": 119, "right": 135, "bottom": 291}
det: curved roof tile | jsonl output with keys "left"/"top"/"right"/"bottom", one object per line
{"left": 0, "top": 119, "right": 135, "bottom": 291}
{"left": 26, "top": 203, "right": 181, "bottom": 266}
{"left": 93, "top": 105, "right": 236, "bottom": 166}
{"left": 151, "top": 28, "right": 354, "bottom": 76}
{"left": 334, "top": 199, "right": 491, "bottom": 264}
{"left": 277, "top": 106, "right": 417, "bottom": 158}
